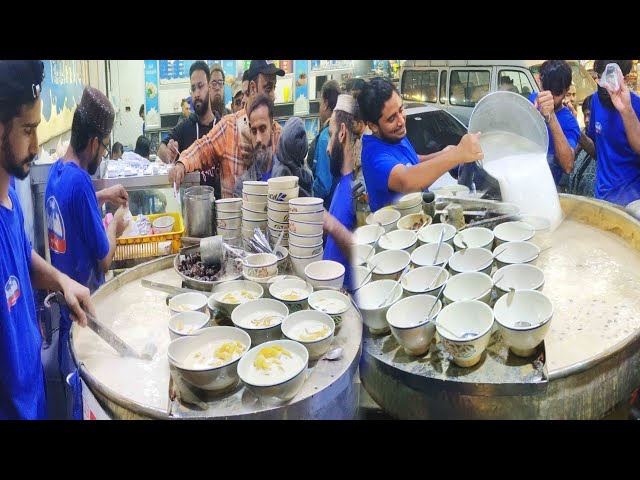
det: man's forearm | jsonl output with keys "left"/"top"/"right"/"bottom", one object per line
{"left": 99, "top": 222, "right": 118, "bottom": 273}
{"left": 548, "top": 115, "right": 574, "bottom": 174}
{"left": 389, "top": 147, "right": 462, "bottom": 193}
{"left": 325, "top": 215, "right": 354, "bottom": 261}
{"left": 30, "top": 250, "right": 66, "bottom": 291}
{"left": 96, "top": 189, "right": 108, "bottom": 208}
{"left": 579, "top": 132, "right": 596, "bottom": 158}
{"left": 620, "top": 106, "right": 640, "bottom": 154}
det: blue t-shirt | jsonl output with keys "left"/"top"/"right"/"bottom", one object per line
{"left": 0, "top": 187, "right": 46, "bottom": 419}
{"left": 529, "top": 92, "right": 581, "bottom": 185}
{"left": 362, "top": 135, "right": 419, "bottom": 212}
{"left": 45, "top": 160, "right": 110, "bottom": 294}
{"left": 324, "top": 173, "right": 354, "bottom": 291}
{"left": 312, "top": 126, "right": 333, "bottom": 206}
{"left": 588, "top": 91, "right": 640, "bottom": 206}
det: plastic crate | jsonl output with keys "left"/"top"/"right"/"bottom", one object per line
{"left": 114, "top": 212, "right": 184, "bottom": 261}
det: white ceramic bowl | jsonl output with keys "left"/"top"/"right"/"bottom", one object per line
{"left": 287, "top": 231, "right": 323, "bottom": 247}
{"left": 395, "top": 192, "right": 422, "bottom": 209}
{"left": 274, "top": 246, "right": 290, "bottom": 272}
{"left": 401, "top": 265, "right": 450, "bottom": 297}
{"left": 243, "top": 253, "right": 279, "bottom": 280}
{"left": 410, "top": 242, "right": 454, "bottom": 268}
{"left": 216, "top": 216, "right": 241, "bottom": 229}
{"left": 493, "top": 221, "right": 535, "bottom": 245}
{"left": 231, "top": 298, "right": 289, "bottom": 346}
{"left": 493, "top": 241, "right": 540, "bottom": 269}
{"left": 305, "top": 260, "right": 345, "bottom": 290}
{"left": 352, "top": 265, "right": 373, "bottom": 291}
{"left": 242, "top": 218, "right": 268, "bottom": 230}
{"left": 268, "top": 186, "right": 299, "bottom": 203}
{"left": 418, "top": 223, "right": 457, "bottom": 246}
{"left": 492, "top": 264, "right": 545, "bottom": 299}
{"left": 289, "top": 197, "right": 324, "bottom": 213}
{"left": 443, "top": 271, "right": 493, "bottom": 305}
{"left": 242, "top": 207, "right": 268, "bottom": 221}
{"left": 242, "top": 181, "right": 269, "bottom": 194}
{"left": 289, "top": 251, "right": 324, "bottom": 278}
{"left": 268, "top": 198, "right": 290, "bottom": 212}
{"left": 218, "top": 225, "right": 242, "bottom": 240}
{"left": 354, "top": 224, "right": 385, "bottom": 247}
{"left": 269, "top": 277, "right": 314, "bottom": 313}
{"left": 351, "top": 243, "right": 375, "bottom": 266}
{"left": 289, "top": 219, "right": 323, "bottom": 236}
{"left": 267, "top": 176, "right": 299, "bottom": 190}
{"left": 355, "top": 279, "right": 403, "bottom": 334}
{"left": 267, "top": 208, "right": 289, "bottom": 223}
{"left": 453, "top": 227, "right": 494, "bottom": 251}
{"left": 378, "top": 229, "right": 418, "bottom": 253}
{"left": 237, "top": 339, "right": 308, "bottom": 403}
{"left": 168, "top": 292, "right": 209, "bottom": 316}
{"left": 387, "top": 294, "right": 442, "bottom": 355}
{"left": 448, "top": 247, "right": 494, "bottom": 275}
{"left": 289, "top": 209, "right": 324, "bottom": 223}
{"left": 152, "top": 215, "right": 175, "bottom": 233}
{"left": 218, "top": 209, "right": 244, "bottom": 219}
{"left": 208, "top": 280, "right": 264, "bottom": 316}
{"left": 393, "top": 202, "right": 423, "bottom": 217}
{"left": 289, "top": 241, "right": 323, "bottom": 258}
{"left": 365, "top": 208, "right": 402, "bottom": 233}
{"left": 243, "top": 200, "right": 268, "bottom": 213}
{"left": 268, "top": 217, "right": 289, "bottom": 232}
{"left": 308, "top": 290, "right": 351, "bottom": 331}
{"left": 242, "top": 191, "right": 268, "bottom": 204}
{"left": 167, "top": 326, "right": 251, "bottom": 392}
{"left": 281, "top": 310, "right": 335, "bottom": 360}
{"left": 216, "top": 198, "right": 243, "bottom": 211}
{"left": 226, "top": 236, "right": 243, "bottom": 248}
{"left": 493, "top": 290, "right": 553, "bottom": 357}
{"left": 436, "top": 300, "right": 494, "bottom": 368}
{"left": 369, "top": 249, "right": 412, "bottom": 281}
{"left": 269, "top": 231, "right": 289, "bottom": 247}
{"left": 397, "top": 212, "right": 433, "bottom": 231}
{"left": 433, "top": 184, "right": 470, "bottom": 197}
{"left": 168, "top": 311, "right": 211, "bottom": 341}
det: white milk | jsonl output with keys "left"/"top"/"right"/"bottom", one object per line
{"left": 480, "top": 132, "right": 562, "bottom": 231}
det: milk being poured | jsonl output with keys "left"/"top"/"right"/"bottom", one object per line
{"left": 480, "top": 131, "right": 562, "bottom": 231}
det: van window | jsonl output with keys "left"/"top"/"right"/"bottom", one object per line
{"left": 405, "top": 110, "right": 467, "bottom": 155}
{"left": 449, "top": 70, "right": 490, "bottom": 107}
{"left": 498, "top": 70, "right": 535, "bottom": 98}
{"left": 401, "top": 70, "right": 438, "bottom": 103}
{"left": 439, "top": 70, "right": 447, "bottom": 103}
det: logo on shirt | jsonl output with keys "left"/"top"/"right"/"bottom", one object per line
{"left": 5, "top": 276, "right": 21, "bottom": 310}
{"left": 595, "top": 122, "right": 602, "bottom": 135}
{"left": 46, "top": 196, "right": 66, "bottom": 254}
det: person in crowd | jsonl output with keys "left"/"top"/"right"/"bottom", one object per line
{"left": 209, "top": 63, "right": 230, "bottom": 118}
{"left": 358, "top": 78, "right": 483, "bottom": 212}
{"left": 139, "top": 104, "right": 145, "bottom": 134}
{"left": 272, "top": 116, "right": 314, "bottom": 197}
{"left": 231, "top": 81, "right": 243, "bottom": 114}
{"left": 111, "top": 141, "right": 123, "bottom": 160}
{"left": 240, "top": 69, "right": 250, "bottom": 111}
{"left": 568, "top": 94, "right": 596, "bottom": 197}
{"left": 180, "top": 98, "right": 191, "bottom": 121}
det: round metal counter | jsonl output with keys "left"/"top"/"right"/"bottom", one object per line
{"left": 360, "top": 195, "right": 640, "bottom": 419}
{"left": 71, "top": 256, "right": 362, "bottom": 419}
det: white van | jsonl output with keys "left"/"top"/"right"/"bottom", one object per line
{"left": 399, "top": 60, "right": 596, "bottom": 126}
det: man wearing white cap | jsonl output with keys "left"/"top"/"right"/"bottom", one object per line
{"left": 231, "top": 80, "right": 243, "bottom": 114}
{"left": 323, "top": 94, "right": 357, "bottom": 291}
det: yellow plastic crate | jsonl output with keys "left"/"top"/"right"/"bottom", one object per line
{"left": 114, "top": 212, "right": 184, "bottom": 261}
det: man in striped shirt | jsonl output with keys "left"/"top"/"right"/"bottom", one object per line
{"left": 170, "top": 60, "right": 285, "bottom": 198}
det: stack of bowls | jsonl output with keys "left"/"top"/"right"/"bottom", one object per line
{"left": 392, "top": 192, "right": 423, "bottom": 218}
{"left": 215, "top": 198, "right": 242, "bottom": 245}
{"left": 365, "top": 208, "right": 401, "bottom": 233}
{"left": 267, "top": 176, "right": 300, "bottom": 247}
{"left": 287, "top": 196, "right": 324, "bottom": 275}
{"left": 241, "top": 181, "right": 269, "bottom": 240}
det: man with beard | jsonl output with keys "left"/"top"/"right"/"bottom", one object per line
{"left": 233, "top": 94, "right": 275, "bottom": 196}
{"left": 240, "top": 70, "right": 250, "bottom": 111}
{"left": 158, "top": 61, "right": 222, "bottom": 199}
{"left": 209, "top": 63, "right": 231, "bottom": 117}
{"left": 324, "top": 94, "right": 357, "bottom": 291}
{"left": 0, "top": 61, "right": 94, "bottom": 419}
{"left": 231, "top": 81, "right": 243, "bottom": 114}
{"left": 588, "top": 60, "right": 640, "bottom": 206}
{"left": 358, "top": 78, "right": 483, "bottom": 212}
{"left": 170, "top": 60, "right": 285, "bottom": 198}
{"left": 528, "top": 60, "right": 581, "bottom": 188}
{"left": 45, "top": 86, "right": 129, "bottom": 418}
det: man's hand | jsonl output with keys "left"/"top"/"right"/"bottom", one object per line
{"left": 167, "top": 139, "right": 180, "bottom": 163}
{"left": 59, "top": 275, "right": 93, "bottom": 327}
{"left": 168, "top": 161, "right": 186, "bottom": 188}
{"left": 534, "top": 90, "right": 555, "bottom": 119}
{"left": 457, "top": 133, "right": 484, "bottom": 164}
{"left": 606, "top": 80, "right": 632, "bottom": 113}
{"left": 113, "top": 206, "right": 130, "bottom": 238}
{"left": 563, "top": 98, "right": 578, "bottom": 118}
{"left": 99, "top": 184, "right": 128, "bottom": 207}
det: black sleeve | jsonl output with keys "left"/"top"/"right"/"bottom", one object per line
{"left": 161, "top": 120, "right": 186, "bottom": 147}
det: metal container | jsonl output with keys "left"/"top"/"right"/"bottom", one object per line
{"left": 184, "top": 186, "right": 215, "bottom": 238}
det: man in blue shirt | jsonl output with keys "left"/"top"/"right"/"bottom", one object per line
{"left": 587, "top": 60, "right": 640, "bottom": 206}
{"left": 45, "top": 86, "right": 129, "bottom": 418}
{"left": 528, "top": 60, "right": 581, "bottom": 187}
{"left": 324, "top": 94, "right": 357, "bottom": 291}
{"left": 0, "top": 60, "right": 93, "bottom": 419}
{"left": 312, "top": 80, "right": 340, "bottom": 208}
{"left": 358, "top": 78, "right": 484, "bottom": 212}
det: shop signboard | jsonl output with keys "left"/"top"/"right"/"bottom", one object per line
{"left": 294, "top": 60, "right": 309, "bottom": 115}
{"left": 144, "top": 60, "right": 160, "bottom": 128}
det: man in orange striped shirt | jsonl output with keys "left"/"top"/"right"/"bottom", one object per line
{"left": 170, "top": 60, "right": 285, "bottom": 198}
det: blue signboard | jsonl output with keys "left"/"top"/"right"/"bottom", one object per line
{"left": 144, "top": 60, "right": 160, "bottom": 128}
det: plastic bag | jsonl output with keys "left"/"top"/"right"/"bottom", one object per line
{"left": 599, "top": 63, "right": 624, "bottom": 93}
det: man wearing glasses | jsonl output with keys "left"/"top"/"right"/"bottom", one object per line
{"left": 44, "top": 86, "right": 129, "bottom": 417}
{"left": 209, "top": 63, "right": 231, "bottom": 117}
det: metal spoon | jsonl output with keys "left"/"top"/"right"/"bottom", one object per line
{"left": 431, "top": 228, "right": 446, "bottom": 265}
{"left": 273, "top": 229, "right": 285, "bottom": 257}
{"left": 422, "top": 262, "right": 447, "bottom": 291}
{"left": 377, "top": 266, "right": 409, "bottom": 308}
{"left": 353, "top": 261, "right": 379, "bottom": 292}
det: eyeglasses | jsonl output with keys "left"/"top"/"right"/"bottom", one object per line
{"left": 99, "top": 139, "right": 110, "bottom": 158}
{"left": 210, "top": 79, "right": 224, "bottom": 88}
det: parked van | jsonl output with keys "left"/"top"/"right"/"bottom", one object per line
{"left": 399, "top": 60, "right": 596, "bottom": 126}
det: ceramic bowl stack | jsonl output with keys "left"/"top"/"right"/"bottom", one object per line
{"left": 392, "top": 192, "right": 423, "bottom": 218}
{"left": 241, "top": 181, "right": 269, "bottom": 240}
{"left": 267, "top": 176, "right": 300, "bottom": 248}
{"left": 288, "top": 196, "right": 324, "bottom": 277}
{"left": 215, "top": 198, "right": 242, "bottom": 246}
